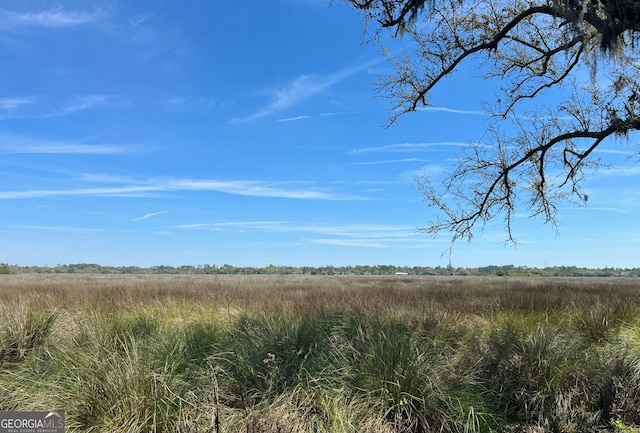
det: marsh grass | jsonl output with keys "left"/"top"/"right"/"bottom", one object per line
{"left": 0, "top": 274, "right": 639, "bottom": 432}
{"left": 0, "top": 303, "right": 57, "bottom": 364}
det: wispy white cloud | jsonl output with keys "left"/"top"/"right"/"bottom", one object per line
{"left": 0, "top": 97, "right": 36, "bottom": 111}
{"left": 232, "top": 58, "right": 382, "bottom": 124}
{"left": 419, "top": 104, "right": 574, "bottom": 123}
{"left": 128, "top": 14, "right": 152, "bottom": 28}
{"left": 0, "top": 186, "right": 155, "bottom": 199}
{"left": 0, "top": 178, "right": 365, "bottom": 200}
{"left": 176, "top": 221, "right": 289, "bottom": 231}
{"left": 153, "top": 230, "right": 173, "bottom": 236}
{"left": 306, "top": 224, "right": 415, "bottom": 238}
{"left": 212, "top": 221, "right": 289, "bottom": 228}
{"left": 275, "top": 115, "right": 311, "bottom": 123}
{"left": 311, "top": 238, "right": 389, "bottom": 248}
{"left": 175, "top": 221, "right": 414, "bottom": 238}
{"left": 0, "top": 95, "right": 128, "bottom": 120}
{"left": 0, "top": 134, "right": 135, "bottom": 155}
{"left": 596, "top": 166, "right": 640, "bottom": 177}
{"left": 133, "top": 211, "right": 168, "bottom": 221}
{"left": 309, "top": 235, "right": 443, "bottom": 248}
{"left": 166, "top": 220, "right": 439, "bottom": 249}
{"left": 274, "top": 111, "right": 352, "bottom": 123}
{"left": 175, "top": 223, "right": 212, "bottom": 229}
{"left": 582, "top": 207, "right": 629, "bottom": 213}
{"left": 6, "top": 144, "right": 131, "bottom": 155}
{"left": 319, "top": 111, "right": 349, "bottom": 117}
{"left": 160, "top": 97, "right": 218, "bottom": 113}
{"left": 350, "top": 142, "right": 468, "bottom": 154}
{"left": 62, "top": 94, "right": 126, "bottom": 113}
{"left": 0, "top": 9, "right": 101, "bottom": 28}
{"left": 284, "top": 0, "right": 328, "bottom": 7}
{"left": 400, "top": 165, "right": 448, "bottom": 180}
{"left": 77, "top": 174, "right": 141, "bottom": 185}
{"left": 12, "top": 225, "right": 103, "bottom": 233}
{"left": 162, "top": 97, "right": 187, "bottom": 109}
{"left": 352, "top": 158, "right": 430, "bottom": 165}
{"left": 418, "top": 106, "right": 487, "bottom": 116}
{"left": 172, "top": 179, "right": 359, "bottom": 200}
{"left": 595, "top": 148, "right": 637, "bottom": 156}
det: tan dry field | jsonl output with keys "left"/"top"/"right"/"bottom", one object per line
{"left": 1, "top": 274, "right": 639, "bottom": 433}
{"left": 1, "top": 273, "right": 639, "bottom": 313}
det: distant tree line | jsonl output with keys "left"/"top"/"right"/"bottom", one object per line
{"left": 1, "top": 263, "right": 638, "bottom": 277}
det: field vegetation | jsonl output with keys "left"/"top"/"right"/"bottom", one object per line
{"left": 4, "top": 262, "right": 640, "bottom": 277}
{"left": 0, "top": 274, "right": 639, "bottom": 432}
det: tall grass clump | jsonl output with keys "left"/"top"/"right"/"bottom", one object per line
{"left": 54, "top": 334, "right": 191, "bottom": 432}
{"left": 0, "top": 303, "right": 57, "bottom": 364}
{"left": 603, "top": 325, "right": 640, "bottom": 427}
{"left": 0, "top": 306, "right": 228, "bottom": 432}
{"left": 327, "top": 313, "right": 502, "bottom": 433}
{"left": 571, "top": 302, "right": 636, "bottom": 344}
{"left": 51, "top": 311, "right": 226, "bottom": 432}
{"left": 473, "top": 314, "right": 626, "bottom": 432}
{"left": 213, "top": 311, "right": 336, "bottom": 408}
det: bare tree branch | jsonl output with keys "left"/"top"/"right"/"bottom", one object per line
{"left": 346, "top": 0, "right": 640, "bottom": 247}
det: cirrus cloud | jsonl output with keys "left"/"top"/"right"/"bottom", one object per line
{"left": 0, "top": 9, "right": 102, "bottom": 28}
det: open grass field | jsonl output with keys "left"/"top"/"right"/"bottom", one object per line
{"left": 1, "top": 274, "right": 639, "bottom": 432}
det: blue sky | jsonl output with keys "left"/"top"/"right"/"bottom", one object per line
{"left": 0, "top": 0, "right": 638, "bottom": 268}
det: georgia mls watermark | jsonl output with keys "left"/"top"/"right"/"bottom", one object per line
{"left": 0, "top": 411, "right": 64, "bottom": 433}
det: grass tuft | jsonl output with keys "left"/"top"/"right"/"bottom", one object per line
{"left": 0, "top": 304, "right": 57, "bottom": 364}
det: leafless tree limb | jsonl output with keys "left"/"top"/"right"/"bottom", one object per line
{"left": 346, "top": 0, "right": 640, "bottom": 247}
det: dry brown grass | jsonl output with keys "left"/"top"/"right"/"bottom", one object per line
{"left": 1, "top": 274, "right": 640, "bottom": 432}
{"left": 1, "top": 274, "right": 639, "bottom": 316}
